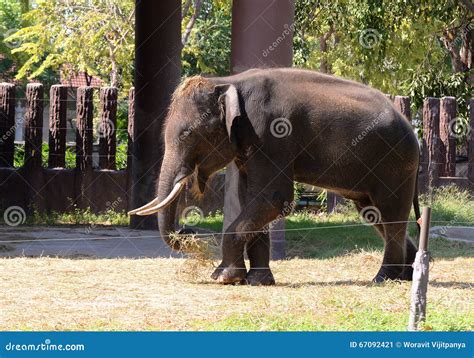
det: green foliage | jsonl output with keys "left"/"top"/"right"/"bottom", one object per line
{"left": 14, "top": 143, "right": 76, "bottom": 168}
{"left": 14, "top": 143, "right": 128, "bottom": 170}
{"left": 293, "top": 0, "right": 472, "bottom": 118}
{"left": 6, "top": 0, "right": 232, "bottom": 86}
{"left": 116, "top": 100, "right": 129, "bottom": 143}
{"left": 7, "top": 0, "right": 135, "bottom": 90}
{"left": 420, "top": 185, "right": 474, "bottom": 226}
{"left": 316, "top": 189, "right": 327, "bottom": 206}
{"left": 29, "top": 206, "right": 128, "bottom": 226}
{"left": 182, "top": 0, "right": 232, "bottom": 76}
{"left": 0, "top": 0, "right": 23, "bottom": 81}
{"left": 116, "top": 142, "right": 128, "bottom": 170}
{"left": 293, "top": 182, "right": 306, "bottom": 201}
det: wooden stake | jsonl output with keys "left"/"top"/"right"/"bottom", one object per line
{"left": 0, "top": 83, "right": 16, "bottom": 167}
{"left": 408, "top": 207, "right": 431, "bottom": 331}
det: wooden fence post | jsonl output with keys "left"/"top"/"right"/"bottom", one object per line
{"left": 393, "top": 96, "right": 412, "bottom": 123}
{"left": 23, "top": 83, "right": 44, "bottom": 212}
{"left": 0, "top": 83, "right": 16, "bottom": 167}
{"left": 99, "top": 87, "right": 118, "bottom": 170}
{"left": 24, "top": 83, "right": 44, "bottom": 169}
{"left": 48, "top": 85, "right": 68, "bottom": 168}
{"left": 76, "top": 87, "right": 94, "bottom": 209}
{"left": 421, "top": 98, "right": 440, "bottom": 191}
{"left": 408, "top": 207, "right": 431, "bottom": 331}
{"left": 76, "top": 87, "right": 94, "bottom": 171}
{"left": 468, "top": 98, "right": 474, "bottom": 184}
{"left": 439, "top": 96, "right": 457, "bottom": 177}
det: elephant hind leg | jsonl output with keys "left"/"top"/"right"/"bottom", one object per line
{"left": 355, "top": 189, "right": 416, "bottom": 282}
{"left": 354, "top": 197, "right": 385, "bottom": 239}
{"left": 372, "top": 186, "right": 417, "bottom": 282}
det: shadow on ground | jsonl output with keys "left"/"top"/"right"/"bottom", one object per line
{"left": 0, "top": 224, "right": 472, "bottom": 260}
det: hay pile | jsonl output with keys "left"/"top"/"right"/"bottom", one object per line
{"left": 169, "top": 233, "right": 220, "bottom": 281}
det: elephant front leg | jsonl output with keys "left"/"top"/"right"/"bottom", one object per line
{"left": 211, "top": 204, "right": 284, "bottom": 285}
{"left": 245, "top": 233, "right": 275, "bottom": 286}
{"left": 211, "top": 231, "right": 247, "bottom": 284}
{"left": 212, "top": 153, "right": 293, "bottom": 284}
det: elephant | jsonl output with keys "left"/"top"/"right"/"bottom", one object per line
{"left": 129, "top": 68, "right": 421, "bottom": 286}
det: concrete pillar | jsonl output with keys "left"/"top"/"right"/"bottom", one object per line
{"left": 131, "top": 0, "right": 181, "bottom": 229}
{"left": 226, "top": 0, "right": 295, "bottom": 259}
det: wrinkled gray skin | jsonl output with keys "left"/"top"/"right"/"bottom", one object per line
{"left": 156, "top": 68, "right": 420, "bottom": 285}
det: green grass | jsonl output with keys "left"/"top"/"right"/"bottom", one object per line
{"left": 27, "top": 206, "right": 128, "bottom": 226}
{"left": 196, "top": 185, "right": 474, "bottom": 259}
{"left": 192, "top": 309, "right": 474, "bottom": 331}
{"left": 2, "top": 185, "right": 472, "bottom": 260}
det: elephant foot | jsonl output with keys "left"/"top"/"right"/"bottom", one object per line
{"left": 372, "top": 265, "right": 413, "bottom": 283}
{"left": 245, "top": 268, "right": 275, "bottom": 286}
{"left": 211, "top": 263, "right": 247, "bottom": 284}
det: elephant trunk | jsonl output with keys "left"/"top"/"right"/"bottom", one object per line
{"left": 156, "top": 158, "right": 190, "bottom": 251}
{"left": 128, "top": 154, "right": 191, "bottom": 251}
{"left": 157, "top": 179, "right": 181, "bottom": 251}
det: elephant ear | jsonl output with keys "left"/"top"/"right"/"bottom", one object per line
{"left": 215, "top": 84, "right": 241, "bottom": 142}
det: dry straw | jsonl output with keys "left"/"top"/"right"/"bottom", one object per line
{"left": 169, "top": 233, "right": 220, "bottom": 282}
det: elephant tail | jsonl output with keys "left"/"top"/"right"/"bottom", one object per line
{"left": 413, "top": 170, "right": 421, "bottom": 237}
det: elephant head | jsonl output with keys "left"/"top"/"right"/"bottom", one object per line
{"left": 128, "top": 76, "right": 243, "bottom": 248}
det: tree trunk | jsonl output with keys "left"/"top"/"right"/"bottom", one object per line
{"left": 182, "top": 0, "right": 202, "bottom": 45}
{"left": 319, "top": 27, "right": 334, "bottom": 74}
{"left": 131, "top": 0, "right": 182, "bottom": 230}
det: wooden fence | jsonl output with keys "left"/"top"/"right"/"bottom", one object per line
{"left": 387, "top": 95, "right": 473, "bottom": 192}
{"left": 0, "top": 83, "right": 473, "bottom": 216}
{"left": 0, "top": 83, "right": 132, "bottom": 214}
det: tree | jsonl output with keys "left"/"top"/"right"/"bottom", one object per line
{"left": 0, "top": 0, "right": 23, "bottom": 81}
{"left": 7, "top": 0, "right": 232, "bottom": 89}
{"left": 181, "top": 0, "right": 232, "bottom": 77}
{"left": 7, "top": 0, "right": 135, "bottom": 90}
{"left": 293, "top": 0, "right": 472, "bottom": 135}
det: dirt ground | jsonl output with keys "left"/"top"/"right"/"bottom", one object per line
{"left": 1, "top": 252, "right": 472, "bottom": 331}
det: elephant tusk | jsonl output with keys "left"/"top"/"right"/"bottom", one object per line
{"left": 128, "top": 180, "right": 186, "bottom": 216}
{"left": 127, "top": 197, "right": 162, "bottom": 216}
